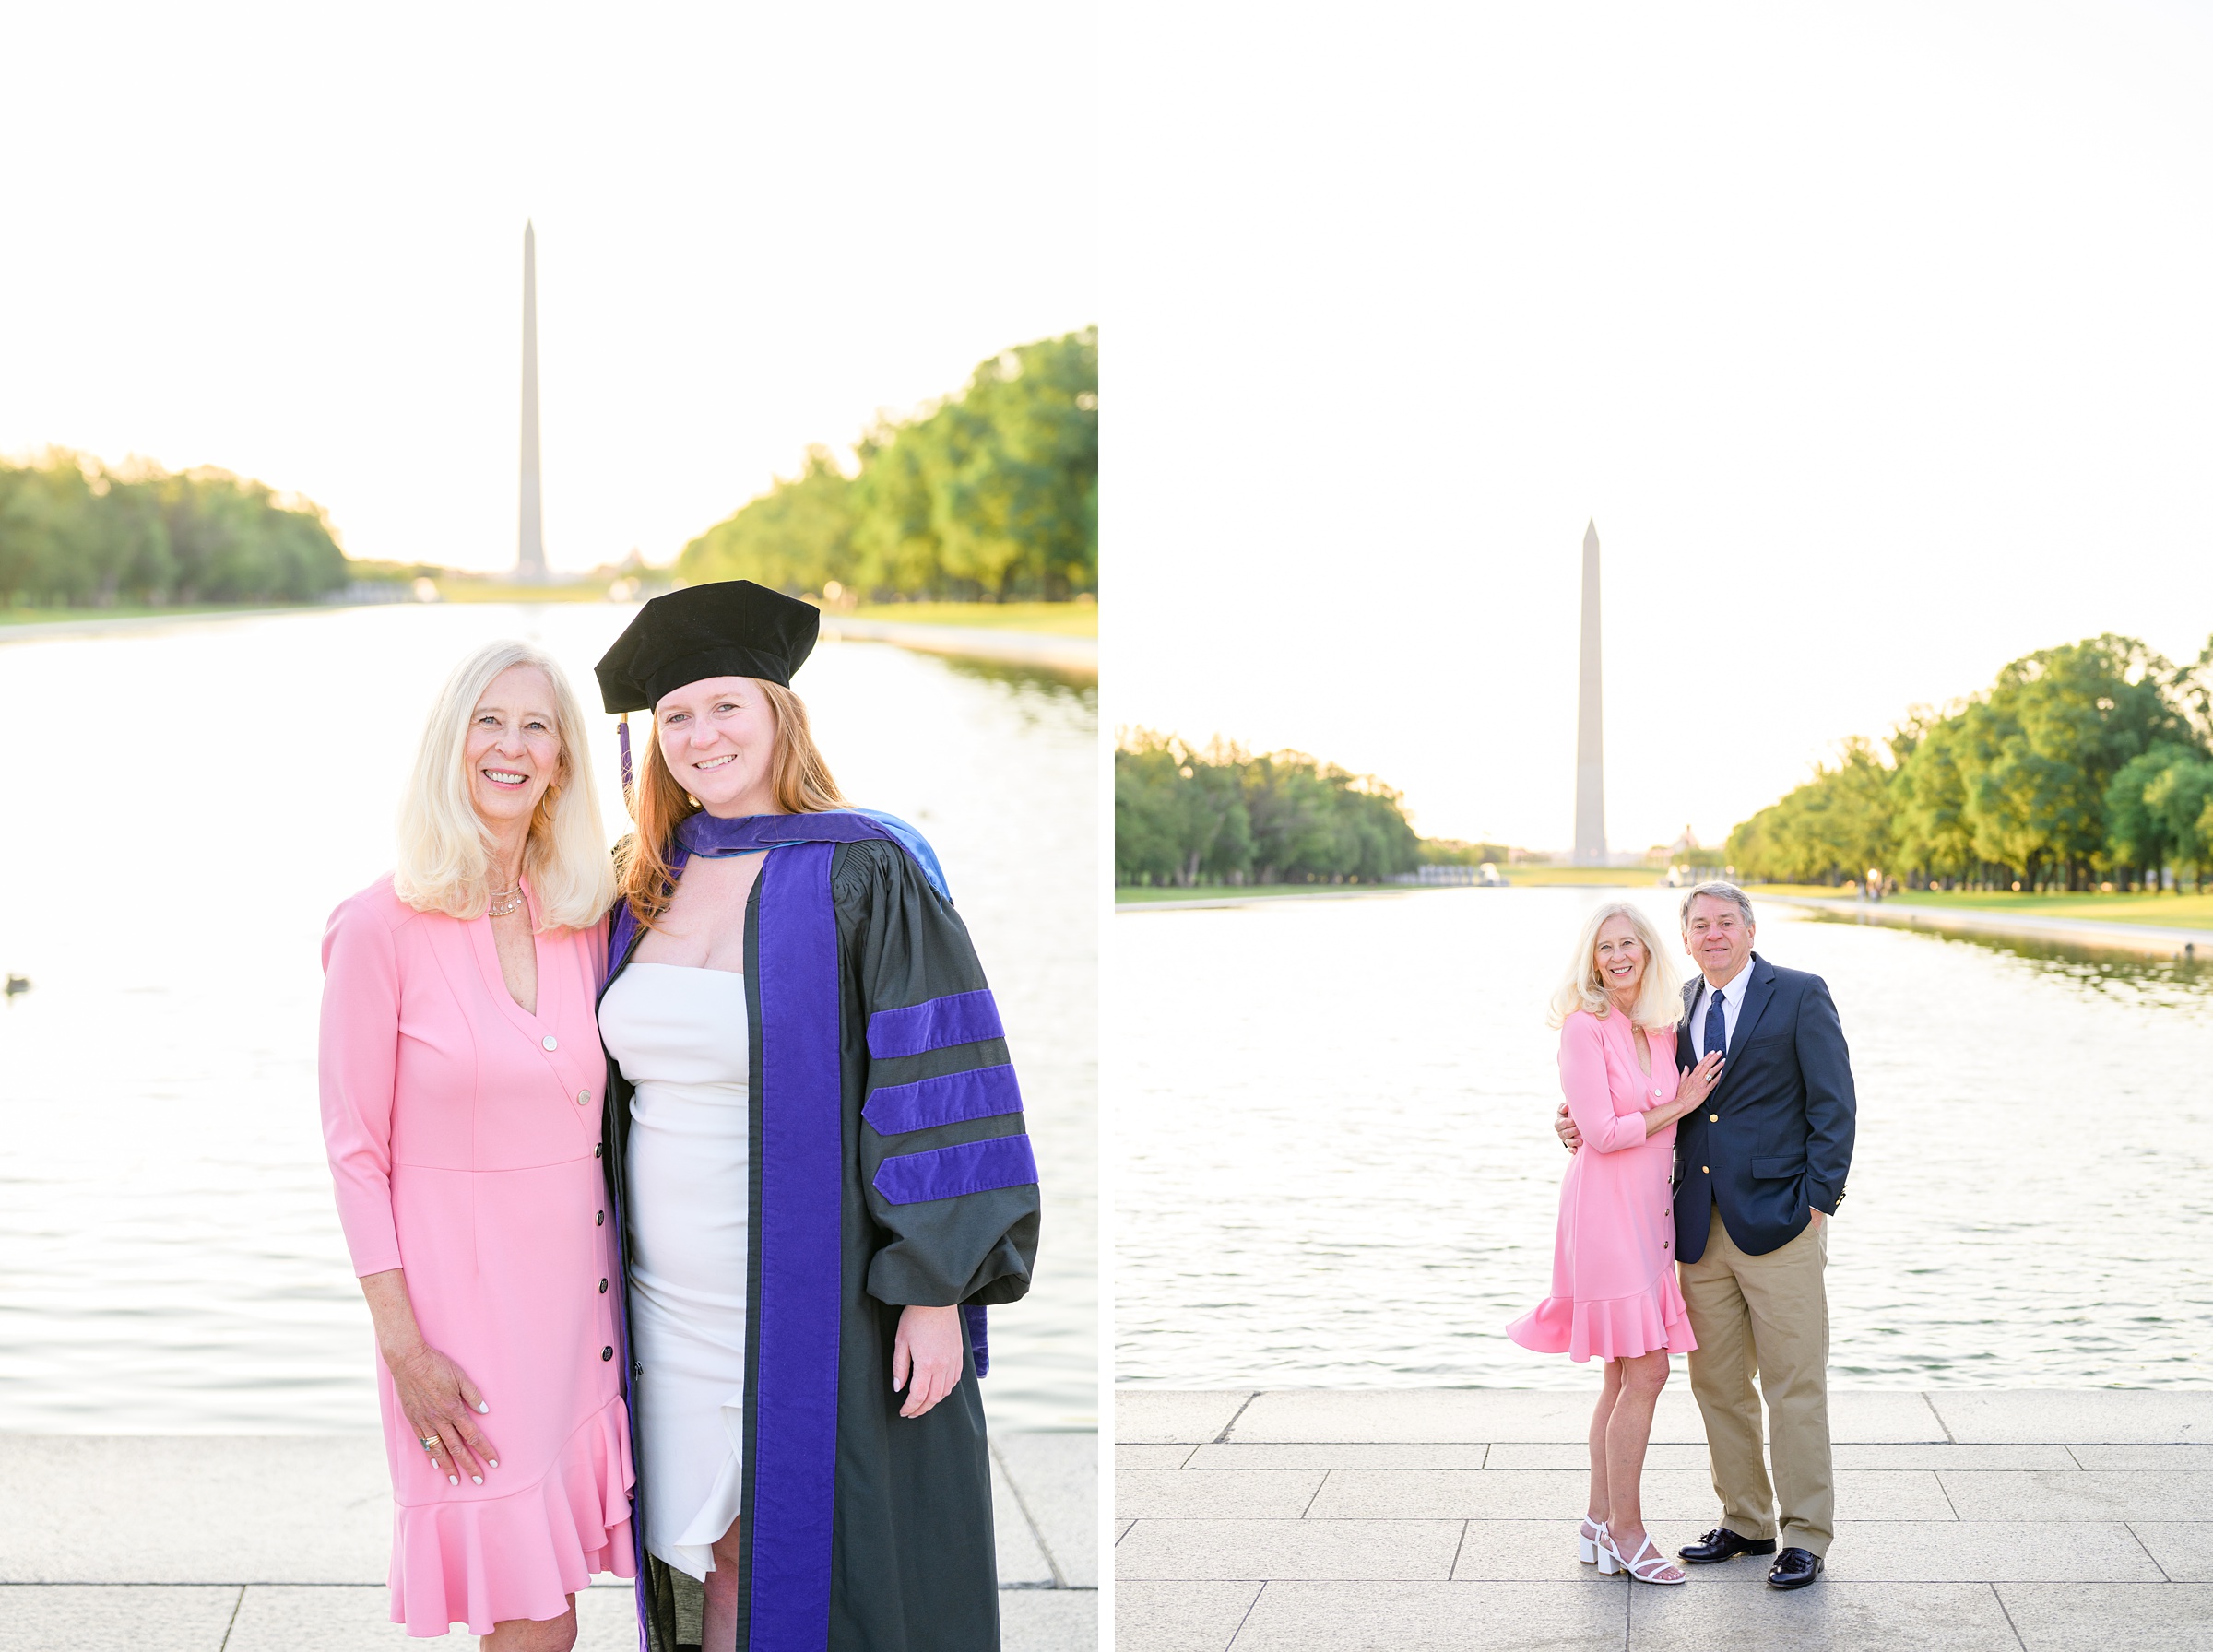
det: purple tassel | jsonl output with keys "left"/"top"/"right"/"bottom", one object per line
{"left": 617, "top": 714, "right": 633, "bottom": 801}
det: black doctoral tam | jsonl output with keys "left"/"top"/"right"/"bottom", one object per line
{"left": 595, "top": 579, "right": 820, "bottom": 712}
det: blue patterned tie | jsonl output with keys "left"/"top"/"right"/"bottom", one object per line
{"left": 1704, "top": 988, "right": 1728, "bottom": 1062}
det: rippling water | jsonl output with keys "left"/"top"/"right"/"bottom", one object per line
{"left": 1113, "top": 887, "right": 2213, "bottom": 1390}
{"left": 0, "top": 606, "right": 1095, "bottom": 1432}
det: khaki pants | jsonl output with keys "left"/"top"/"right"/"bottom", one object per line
{"left": 1678, "top": 1209, "right": 1834, "bottom": 1557}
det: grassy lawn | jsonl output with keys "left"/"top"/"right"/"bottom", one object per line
{"left": 1872, "top": 888, "right": 2213, "bottom": 930}
{"left": 1116, "top": 883, "right": 1417, "bottom": 903}
{"left": 0, "top": 601, "right": 307, "bottom": 626}
{"left": 846, "top": 601, "right": 1095, "bottom": 636}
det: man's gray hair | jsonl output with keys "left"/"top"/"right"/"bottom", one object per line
{"left": 1680, "top": 880, "right": 1756, "bottom": 927}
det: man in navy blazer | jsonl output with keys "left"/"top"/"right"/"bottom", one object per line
{"left": 1557, "top": 881, "right": 1855, "bottom": 1590}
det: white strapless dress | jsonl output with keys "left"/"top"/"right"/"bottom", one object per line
{"left": 598, "top": 961, "right": 751, "bottom": 1582}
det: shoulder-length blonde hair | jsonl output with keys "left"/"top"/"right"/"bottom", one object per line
{"left": 1547, "top": 901, "right": 1683, "bottom": 1031}
{"left": 618, "top": 679, "right": 846, "bottom": 930}
{"left": 393, "top": 641, "right": 615, "bottom": 931}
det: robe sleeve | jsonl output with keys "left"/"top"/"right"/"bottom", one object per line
{"left": 840, "top": 842, "right": 1040, "bottom": 1309}
{"left": 318, "top": 891, "right": 406, "bottom": 1277}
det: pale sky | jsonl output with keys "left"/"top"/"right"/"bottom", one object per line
{"left": 2, "top": 3, "right": 1095, "bottom": 575}
{"left": 1104, "top": 2, "right": 2213, "bottom": 852}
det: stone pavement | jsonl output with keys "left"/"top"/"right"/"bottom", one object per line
{"left": 0, "top": 1431, "right": 1095, "bottom": 1651}
{"left": 1116, "top": 1389, "right": 2213, "bottom": 1651}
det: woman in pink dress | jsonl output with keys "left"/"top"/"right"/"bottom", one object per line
{"left": 1508, "top": 902, "right": 1723, "bottom": 1587}
{"left": 321, "top": 641, "right": 635, "bottom": 1647}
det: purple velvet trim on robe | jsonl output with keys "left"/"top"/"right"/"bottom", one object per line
{"left": 872, "top": 1133, "right": 1039, "bottom": 1207}
{"left": 863, "top": 1064, "right": 1024, "bottom": 1137}
{"left": 750, "top": 840, "right": 842, "bottom": 1652}
{"left": 962, "top": 1303, "right": 990, "bottom": 1379}
{"left": 866, "top": 988, "right": 1005, "bottom": 1059}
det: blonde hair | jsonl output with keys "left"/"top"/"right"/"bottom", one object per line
{"left": 393, "top": 641, "right": 615, "bottom": 931}
{"left": 1547, "top": 901, "right": 1683, "bottom": 1031}
{"left": 619, "top": 679, "right": 846, "bottom": 930}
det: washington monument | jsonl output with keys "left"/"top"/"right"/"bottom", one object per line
{"left": 1573, "top": 519, "right": 1606, "bottom": 866}
{"left": 515, "top": 221, "right": 547, "bottom": 583}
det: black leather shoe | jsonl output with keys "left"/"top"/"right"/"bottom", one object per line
{"left": 1677, "top": 1528, "right": 1777, "bottom": 1564}
{"left": 1768, "top": 1547, "right": 1824, "bottom": 1589}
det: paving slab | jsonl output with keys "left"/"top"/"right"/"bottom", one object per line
{"left": 1627, "top": 1576, "right": 2020, "bottom": 1651}
{"left": 2126, "top": 1521, "right": 2213, "bottom": 1581}
{"left": 1115, "top": 1469, "right": 1325, "bottom": 1519}
{"left": 2069, "top": 1445, "right": 2213, "bottom": 1470}
{"left": 1226, "top": 1388, "right": 1706, "bottom": 1444}
{"left": 1227, "top": 1580, "right": 1627, "bottom": 1651}
{"left": 1995, "top": 1581, "right": 2213, "bottom": 1651}
{"left": 0, "top": 1435, "right": 390, "bottom": 1583}
{"left": 1927, "top": 1390, "right": 2213, "bottom": 1445}
{"left": 1483, "top": 1442, "right": 1705, "bottom": 1471}
{"left": 999, "top": 1586, "right": 1099, "bottom": 1652}
{"left": 0, "top": 1584, "right": 242, "bottom": 1652}
{"left": 1824, "top": 1520, "right": 2164, "bottom": 1582}
{"left": 1113, "top": 1518, "right": 1465, "bottom": 1581}
{"left": 995, "top": 1434, "right": 1101, "bottom": 1588}
{"left": 1113, "top": 1580, "right": 1262, "bottom": 1652}
{"left": 1938, "top": 1469, "right": 2213, "bottom": 1522}
{"left": 1215, "top": 1388, "right": 1945, "bottom": 1445}
{"left": 1194, "top": 1443, "right": 1495, "bottom": 1470}
{"left": 1306, "top": 1469, "right": 1953, "bottom": 1523}
{"left": 1833, "top": 1444, "right": 2078, "bottom": 1471}
{"left": 1118, "top": 1445, "right": 1197, "bottom": 1469}
{"left": 1449, "top": 1520, "right": 1663, "bottom": 1581}
{"left": 994, "top": 1450, "right": 1059, "bottom": 1587}
{"left": 1115, "top": 1391, "right": 1254, "bottom": 1444}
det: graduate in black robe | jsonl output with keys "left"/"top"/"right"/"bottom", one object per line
{"left": 594, "top": 583, "right": 1041, "bottom": 1652}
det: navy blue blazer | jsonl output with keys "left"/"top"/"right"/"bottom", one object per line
{"left": 1671, "top": 953, "right": 1856, "bottom": 1261}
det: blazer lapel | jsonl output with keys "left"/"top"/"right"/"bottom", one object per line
{"left": 1675, "top": 979, "right": 1699, "bottom": 1070}
{"left": 1723, "top": 954, "right": 1778, "bottom": 1060}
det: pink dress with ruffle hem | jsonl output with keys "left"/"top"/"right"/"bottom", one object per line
{"left": 320, "top": 878, "right": 637, "bottom": 1635}
{"left": 1507, "top": 1009, "right": 1698, "bottom": 1363}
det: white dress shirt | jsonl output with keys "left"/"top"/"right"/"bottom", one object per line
{"left": 1689, "top": 955, "right": 1757, "bottom": 1058}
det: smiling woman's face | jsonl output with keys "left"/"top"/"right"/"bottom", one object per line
{"left": 1593, "top": 913, "right": 1647, "bottom": 998}
{"left": 465, "top": 665, "right": 562, "bottom": 833}
{"left": 656, "top": 675, "right": 780, "bottom": 817}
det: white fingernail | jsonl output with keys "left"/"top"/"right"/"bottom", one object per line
{"left": 472, "top": 1475, "right": 483, "bottom": 1484}
{"left": 489, "top": 1460, "right": 499, "bottom": 1469}
{"left": 448, "top": 1474, "right": 459, "bottom": 1485}
{"left": 478, "top": 1402, "right": 491, "bottom": 1413}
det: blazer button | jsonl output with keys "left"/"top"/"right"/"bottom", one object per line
{"left": 542, "top": 1035, "right": 559, "bottom": 1052}
{"left": 1702, "top": 1165, "right": 1710, "bottom": 1174}
{"left": 577, "top": 1089, "right": 591, "bottom": 1106}
{"left": 594, "top": 1144, "right": 602, "bottom": 1158}
{"left": 596, "top": 1210, "right": 605, "bottom": 1226}
{"left": 599, "top": 1279, "right": 609, "bottom": 1293}
{"left": 601, "top": 1346, "right": 613, "bottom": 1361}
{"left": 1709, "top": 1114, "right": 1718, "bottom": 1123}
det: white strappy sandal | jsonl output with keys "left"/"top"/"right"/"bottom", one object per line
{"left": 1603, "top": 1530, "right": 1687, "bottom": 1585}
{"left": 1578, "top": 1516, "right": 1616, "bottom": 1571}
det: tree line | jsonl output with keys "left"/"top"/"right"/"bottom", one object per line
{"left": 1116, "top": 732, "right": 1426, "bottom": 887}
{"left": 1728, "top": 633, "right": 2213, "bottom": 892}
{"left": 680, "top": 328, "right": 1097, "bottom": 602}
{"left": 0, "top": 453, "right": 347, "bottom": 607}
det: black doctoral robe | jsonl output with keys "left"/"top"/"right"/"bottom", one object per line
{"left": 599, "top": 823, "right": 1041, "bottom": 1652}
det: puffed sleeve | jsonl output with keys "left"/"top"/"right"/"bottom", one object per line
{"left": 1559, "top": 1013, "right": 1651, "bottom": 1153}
{"left": 318, "top": 891, "right": 405, "bottom": 1276}
{"left": 838, "top": 843, "right": 1040, "bottom": 1310}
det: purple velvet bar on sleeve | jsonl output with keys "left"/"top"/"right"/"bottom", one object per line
{"left": 871, "top": 1134, "right": 1038, "bottom": 1207}
{"left": 863, "top": 1065, "right": 1023, "bottom": 1137}
{"left": 866, "top": 988, "right": 1004, "bottom": 1059}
